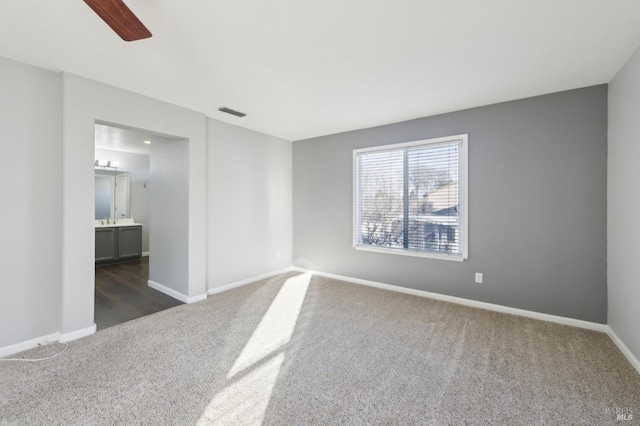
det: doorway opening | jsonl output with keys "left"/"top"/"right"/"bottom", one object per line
{"left": 93, "top": 123, "right": 183, "bottom": 329}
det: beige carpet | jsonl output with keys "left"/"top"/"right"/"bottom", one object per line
{"left": 1, "top": 272, "right": 639, "bottom": 425}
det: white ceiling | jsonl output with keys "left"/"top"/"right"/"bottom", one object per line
{"left": 2, "top": 1, "right": 640, "bottom": 141}
{"left": 95, "top": 124, "right": 152, "bottom": 155}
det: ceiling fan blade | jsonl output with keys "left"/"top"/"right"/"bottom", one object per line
{"left": 84, "top": 0, "right": 152, "bottom": 42}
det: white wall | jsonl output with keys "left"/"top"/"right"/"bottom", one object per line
{"left": 61, "top": 73, "right": 208, "bottom": 337}
{"left": 0, "top": 58, "right": 296, "bottom": 352}
{"left": 95, "top": 148, "right": 151, "bottom": 253}
{"left": 608, "top": 46, "right": 640, "bottom": 364}
{"left": 207, "top": 119, "right": 292, "bottom": 289}
{"left": 0, "top": 57, "right": 62, "bottom": 347}
{"left": 149, "top": 139, "right": 189, "bottom": 294}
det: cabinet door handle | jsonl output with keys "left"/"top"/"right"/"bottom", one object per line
{"left": 119, "top": 226, "right": 140, "bottom": 231}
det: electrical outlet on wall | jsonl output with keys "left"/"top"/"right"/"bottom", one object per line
{"left": 276, "top": 251, "right": 281, "bottom": 258}
{"left": 475, "top": 273, "right": 483, "bottom": 283}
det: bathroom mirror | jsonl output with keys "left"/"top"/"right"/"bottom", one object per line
{"left": 95, "top": 170, "right": 130, "bottom": 219}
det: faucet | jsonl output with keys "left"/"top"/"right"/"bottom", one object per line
{"left": 105, "top": 217, "right": 110, "bottom": 225}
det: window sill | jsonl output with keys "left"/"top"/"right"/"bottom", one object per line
{"left": 353, "top": 244, "right": 466, "bottom": 262}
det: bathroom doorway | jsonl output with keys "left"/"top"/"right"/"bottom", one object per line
{"left": 93, "top": 123, "right": 182, "bottom": 329}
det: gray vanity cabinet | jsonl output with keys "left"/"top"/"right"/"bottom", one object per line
{"left": 118, "top": 226, "right": 142, "bottom": 259}
{"left": 95, "top": 228, "right": 117, "bottom": 262}
{"left": 95, "top": 225, "right": 142, "bottom": 264}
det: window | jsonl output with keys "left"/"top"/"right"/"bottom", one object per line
{"left": 353, "top": 134, "right": 468, "bottom": 261}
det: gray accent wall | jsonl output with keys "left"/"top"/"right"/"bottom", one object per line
{"left": 608, "top": 47, "right": 640, "bottom": 361}
{"left": 293, "top": 85, "right": 608, "bottom": 323}
{"left": 0, "top": 57, "right": 62, "bottom": 347}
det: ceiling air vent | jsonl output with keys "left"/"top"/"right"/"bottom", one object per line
{"left": 218, "top": 107, "right": 246, "bottom": 117}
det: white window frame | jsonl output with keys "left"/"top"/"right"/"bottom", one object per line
{"left": 352, "top": 134, "right": 468, "bottom": 261}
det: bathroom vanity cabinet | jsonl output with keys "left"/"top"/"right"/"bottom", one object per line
{"left": 95, "top": 225, "right": 142, "bottom": 264}
{"left": 95, "top": 227, "right": 117, "bottom": 262}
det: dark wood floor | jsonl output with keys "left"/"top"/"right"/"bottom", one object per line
{"left": 95, "top": 257, "right": 183, "bottom": 330}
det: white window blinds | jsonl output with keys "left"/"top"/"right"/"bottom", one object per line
{"left": 354, "top": 134, "right": 468, "bottom": 260}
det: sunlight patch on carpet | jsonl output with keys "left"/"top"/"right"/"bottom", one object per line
{"left": 226, "top": 272, "right": 311, "bottom": 379}
{"left": 196, "top": 353, "right": 285, "bottom": 426}
{"left": 196, "top": 272, "right": 311, "bottom": 425}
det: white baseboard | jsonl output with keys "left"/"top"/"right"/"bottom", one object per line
{"left": 292, "top": 267, "right": 609, "bottom": 333}
{"left": 607, "top": 327, "right": 640, "bottom": 375}
{"left": 0, "top": 332, "right": 61, "bottom": 358}
{"left": 142, "top": 252, "right": 150, "bottom": 257}
{"left": 60, "top": 323, "right": 97, "bottom": 342}
{"left": 188, "top": 293, "right": 208, "bottom": 303}
{"left": 207, "top": 267, "right": 294, "bottom": 296}
{"left": 148, "top": 280, "right": 207, "bottom": 304}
